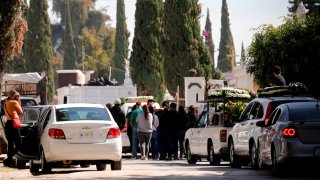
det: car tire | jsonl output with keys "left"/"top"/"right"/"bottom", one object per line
{"left": 96, "top": 163, "right": 106, "bottom": 171}
{"left": 30, "top": 160, "right": 40, "bottom": 173}
{"left": 208, "top": 143, "right": 220, "bottom": 166}
{"left": 16, "top": 159, "right": 26, "bottom": 169}
{"left": 272, "top": 146, "right": 283, "bottom": 176}
{"left": 250, "top": 143, "right": 259, "bottom": 169}
{"left": 185, "top": 142, "right": 197, "bottom": 164}
{"left": 229, "top": 140, "right": 241, "bottom": 168}
{"left": 41, "top": 150, "right": 52, "bottom": 173}
{"left": 80, "top": 163, "right": 90, "bottom": 168}
{"left": 111, "top": 159, "right": 122, "bottom": 170}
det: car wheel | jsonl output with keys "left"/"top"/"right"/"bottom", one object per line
{"left": 96, "top": 163, "right": 106, "bottom": 171}
{"left": 250, "top": 143, "right": 259, "bottom": 169}
{"left": 257, "top": 144, "right": 263, "bottom": 169}
{"left": 41, "top": 150, "right": 52, "bottom": 173}
{"left": 111, "top": 159, "right": 122, "bottom": 170}
{"left": 16, "top": 159, "right": 26, "bottom": 169}
{"left": 229, "top": 140, "right": 241, "bottom": 168}
{"left": 80, "top": 163, "right": 90, "bottom": 168}
{"left": 185, "top": 142, "right": 197, "bottom": 164}
{"left": 272, "top": 146, "right": 282, "bottom": 176}
{"left": 208, "top": 143, "right": 220, "bottom": 166}
{"left": 30, "top": 160, "right": 40, "bottom": 173}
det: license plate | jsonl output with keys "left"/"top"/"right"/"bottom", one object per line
{"left": 315, "top": 148, "right": 320, "bottom": 157}
{"left": 80, "top": 131, "right": 93, "bottom": 138}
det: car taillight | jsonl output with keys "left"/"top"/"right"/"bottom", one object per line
{"left": 220, "top": 129, "right": 227, "bottom": 142}
{"left": 107, "top": 127, "right": 121, "bottom": 138}
{"left": 264, "top": 102, "right": 273, "bottom": 125}
{"left": 49, "top": 128, "right": 66, "bottom": 139}
{"left": 282, "top": 127, "right": 297, "bottom": 138}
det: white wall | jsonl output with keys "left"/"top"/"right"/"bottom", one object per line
{"left": 184, "top": 77, "right": 205, "bottom": 108}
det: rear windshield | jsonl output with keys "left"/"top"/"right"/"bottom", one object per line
{"left": 272, "top": 99, "right": 315, "bottom": 112}
{"left": 56, "top": 107, "right": 111, "bottom": 121}
{"left": 289, "top": 108, "right": 320, "bottom": 122}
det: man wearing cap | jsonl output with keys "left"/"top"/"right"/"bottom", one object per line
{"left": 110, "top": 99, "right": 126, "bottom": 130}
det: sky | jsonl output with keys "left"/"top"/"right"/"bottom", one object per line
{"left": 50, "top": 0, "right": 290, "bottom": 65}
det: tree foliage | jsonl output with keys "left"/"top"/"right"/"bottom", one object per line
{"left": 78, "top": 28, "right": 113, "bottom": 77}
{"left": 130, "top": 0, "right": 165, "bottom": 101}
{"left": 204, "top": 8, "right": 216, "bottom": 78}
{"left": 111, "top": 0, "right": 129, "bottom": 85}
{"left": 246, "top": 16, "right": 320, "bottom": 96}
{"left": 163, "top": 0, "right": 211, "bottom": 97}
{"left": 63, "top": 1, "right": 77, "bottom": 69}
{"left": 240, "top": 42, "right": 246, "bottom": 64}
{"left": 24, "top": 0, "right": 55, "bottom": 102}
{"left": 217, "top": 0, "right": 235, "bottom": 73}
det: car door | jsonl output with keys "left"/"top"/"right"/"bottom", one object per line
{"left": 233, "top": 101, "right": 254, "bottom": 152}
{"left": 190, "top": 111, "right": 207, "bottom": 155}
{"left": 15, "top": 107, "right": 43, "bottom": 160}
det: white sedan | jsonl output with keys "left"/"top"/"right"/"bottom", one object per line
{"left": 14, "top": 103, "right": 122, "bottom": 173}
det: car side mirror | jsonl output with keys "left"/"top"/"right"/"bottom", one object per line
{"left": 256, "top": 120, "right": 266, "bottom": 127}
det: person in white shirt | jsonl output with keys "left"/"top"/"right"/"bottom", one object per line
{"left": 137, "top": 105, "right": 153, "bottom": 160}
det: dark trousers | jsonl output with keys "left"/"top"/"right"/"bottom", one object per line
{"left": 171, "top": 132, "right": 179, "bottom": 158}
{"left": 179, "top": 131, "right": 186, "bottom": 157}
{"left": 151, "top": 131, "right": 158, "bottom": 158}
{"left": 4, "top": 120, "right": 22, "bottom": 160}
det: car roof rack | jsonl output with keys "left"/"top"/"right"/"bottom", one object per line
{"left": 257, "top": 82, "right": 310, "bottom": 98}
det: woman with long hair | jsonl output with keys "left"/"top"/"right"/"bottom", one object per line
{"left": 136, "top": 105, "right": 153, "bottom": 160}
{"left": 3, "top": 89, "right": 23, "bottom": 167}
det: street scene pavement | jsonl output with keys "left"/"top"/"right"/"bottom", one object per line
{"left": 1, "top": 155, "right": 319, "bottom": 180}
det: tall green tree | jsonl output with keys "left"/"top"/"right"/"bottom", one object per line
{"left": 163, "top": 0, "right": 211, "bottom": 97}
{"left": 217, "top": 0, "right": 235, "bottom": 72}
{"left": 204, "top": 8, "right": 216, "bottom": 78}
{"left": 111, "top": 0, "right": 129, "bottom": 85}
{"left": 246, "top": 17, "right": 320, "bottom": 96}
{"left": 63, "top": 1, "right": 77, "bottom": 69}
{"left": 130, "top": 0, "right": 165, "bottom": 101}
{"left": 0, "top": 0, "right": 27, "bottom": 95}
{"left": 240, "top": 42, "right": 246, "bottom": 65}
{"left": 24, "top": 0, "right": 55, "bottom": 103}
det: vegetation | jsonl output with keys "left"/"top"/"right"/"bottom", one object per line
{"left": 217, "top": 0, "right": 235, "bottom": 73}
{"left": 24, "top": 0, "right": 55, "bottom": 102}
{"left": 204, "top": 8, "right": 216, "bottom": 78}
{"left": 112, "top": 0, "right": 129, "bottom": 85}
{"left": 130, "top": 0, "right": 165, "bottom": 101}
{"left": 0, "top": 0, "right": 27, "bottom": 94}
{"left": 163, "top": 0, "right": 211, "bottom": 97}
{"left": 246, "top": 16, "right": 320, "bottom": 97}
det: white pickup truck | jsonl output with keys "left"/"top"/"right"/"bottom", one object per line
{"left": 184, "top": 104, "right": 233, "bottom": 165}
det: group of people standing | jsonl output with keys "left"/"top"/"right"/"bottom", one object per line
{"left": 117, "top": 99, "right": 197, "bottom": 160}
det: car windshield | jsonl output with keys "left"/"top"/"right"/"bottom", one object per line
{"left": 56, "top": 107, "right": 111, "bottom": 121}
{"left": 289, "top": 108, "right": 320, "bottom": 122}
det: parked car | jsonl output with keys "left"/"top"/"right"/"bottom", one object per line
{"left": 184, "top": 105, "right": 232, "bottom": 165}
{"left": 10, "top": 103, "right": 122, "bottom": 173}
{"left": 0, "top": 96, "right": 39, "bottom": 155}
{"left": 228, "top": 96, "right": 316, "bottom": 169}
{"left": 256, "top": 101, "right": 320, "bottom": 175}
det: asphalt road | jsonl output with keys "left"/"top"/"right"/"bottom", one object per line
{"left": 0, "top": 155, "right": 319, "bottom": 179}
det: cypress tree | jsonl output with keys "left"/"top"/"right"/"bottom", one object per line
{"left": 204, "top": 8, "right": 215, "bottom": 78}
{"left": 130, "top": 0, "right": 165, "bottom": 101}
{"left": 24, "top": 0, "right": 55, "bottom": 103}
{"left": 163, "top": 0, "right": 211, "bottom": 97}
{"left": 112, "top": 0, "right": 129, "bottom": 85}
{"left": 240, "top": 42, "right": 246, "bottom": 65}
{"left": 217, "top": 0, "right": 235, "bottom": 73}
{"left": 63, "top": 1, "right": 77, "bottom": 69}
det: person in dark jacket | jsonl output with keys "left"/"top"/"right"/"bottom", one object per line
{"left": 110, "top": 99, "right": 126, "bottom": 130}
{"left": 165, "top": 102, "right": 179, "bottom": 160}
{"left": 187, "top": 105, "right": 197, "bottom": 128}
{"left": 157, "top": 102, "right": 169, "bottom": 160}
{"left": 177, "top": 106, "right": 190, "bottom": 159}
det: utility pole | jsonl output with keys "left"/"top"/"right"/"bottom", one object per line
{"left": 82, "top": 45, "right": 85, "bottom": 73}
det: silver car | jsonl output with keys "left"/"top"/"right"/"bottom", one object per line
{"left": 256, "top": 101, "right": 320, "bottom": 175}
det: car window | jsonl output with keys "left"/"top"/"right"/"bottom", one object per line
{"left": 250, "top": 102, "right": 263, "bottom": 119}
{"left": 56, "top": 107, "right": 111, "bottom": 121}
{"left": 22, "top": 108, "right": 40, "bottom": 123}
{"left": 289, "top": 107, "right": 320, "bottom": 122}
{"left": 197, "top": 112, "right": 207, "bottom": 128}
{"left": 240, "top": 102, "right": 254, "bottom": 121}
{"left": 270, "top": 109, "right": 281, "bottom": 125}
{"left": 266, "top": 108, "right": 278, "bottom": 126}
